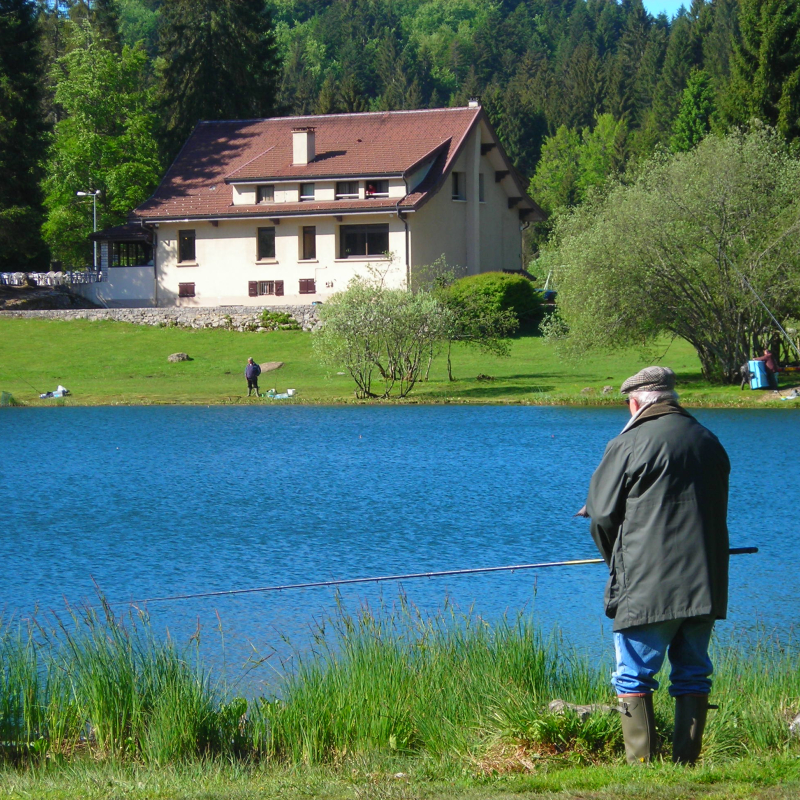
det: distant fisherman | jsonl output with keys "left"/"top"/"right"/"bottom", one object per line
{"left": 245, "top": 357, "right": 261, "bottom": 397}
{"left": 584, "top": 366, "right": 730, "bottom": 765}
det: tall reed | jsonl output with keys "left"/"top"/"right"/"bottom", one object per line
{"left": 253, "top": 596, "right": 625, "bottom": 765}
{"left": 1, "top": 597, "right": 798, "bottom": 769}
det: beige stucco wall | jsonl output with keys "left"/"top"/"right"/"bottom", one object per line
{"left": 153, "top": 214, "right": 406, "bottom": 307}
{"left": 76, "top": 266, "right": 156, "bottom": 308}
{"left": 407, "top": 151, "right": 469, "bottom": 273}
{"left": 408, "top": 122, "right": 524, "bottom": 277}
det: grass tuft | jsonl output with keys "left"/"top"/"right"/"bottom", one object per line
{"left": 1, "top": 597, "right": 798, "bottom": 773}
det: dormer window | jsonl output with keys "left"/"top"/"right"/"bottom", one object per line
{"left": 299, "top": 183, "right": 315, "bottom": 201}
{"left": 336, "top": 181, "right": 359, "bottom": 200}
{"left": 256, "top": 185, "right": 274, "bottom": 204}
{"left": 365, "top": 180, "right": 389, "bottom": 198}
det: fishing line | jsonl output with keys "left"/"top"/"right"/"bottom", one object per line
{"left": 119, "top": 547, "right": 758, "bottom": 607}
{"left": 17, "top": 376, "right": 42, "bottom": 395}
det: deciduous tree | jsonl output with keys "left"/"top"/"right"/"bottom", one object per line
{"left": 42, "top": 23, "right": 162, "bottom": 264}
{"left": 545, "top": 126, "right": 800, "bottom": 383}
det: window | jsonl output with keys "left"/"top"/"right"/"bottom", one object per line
{"left": 365, "top": 180, "right": 389, "bottom": 198}
{"left": 452, "top": 172, "right": 465, "bottom": 201}
{"left": 299, "top": 278, "right": 316, "bottom": 294}
{"left": 257, "top": 227, "right": 276, "bottom": 260}
{"left": 249, "top": 280, "right": 284, "bottom": 297}
{"left": 336, "top": 181, "right": 359, "bottom": 199}
{"left": 178, "top": 230, "right": 196, "bottom": 262}
{"left": 112, "top": 242, "right": 152, "bottom": 267}
{"left": 299, "top": 183, "right": 315, "bottom": 201}
{"left": 339, "top": 224, "right": 389, "bottom": 258}
{"left": 479, "top": 173, "right": 485, "bottom": 203}
{"left": 257, "top": 185, "right": 274, "bottom": 204}
{"left": 178, "top": 282, "right": 195, "bottom": 297}
{"left": 301, "top": 226, "right": 316, "bottom": 260}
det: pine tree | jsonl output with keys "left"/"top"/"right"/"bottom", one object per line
{"left": 315, "top": 71, "right": 340, "bottom": 115}
{"left": 339, "top": 73, "right": 368, "bottom": 113}
{"left": 559, "top": 37, "right": 603, "bottom": 130}
{"left": 650, "top": 13, "right": 701, "bottom": 136}
{"left": 603, "top": 0, "right": 651, "bottom": 122}
{"left": 701, "top": 0, "right": 737, "bottom": 89}
{"left": 725, "top": 0, "right": 800, "bottom": 140}
{"left": 155, "top": 0, "right": 280, "bottom": 161}
{"left": 631, "top": 24, "right": 668, "bottom": 129}
{"left": 0, "top": 0, "right": 50, "bottom": 269}
{"left": 671, "top": 68, "right": 715, "bottom": 151}
{"left": 279, "top": 39, "right": 318, "bottom": 116}
{"left": 91, "top": 0, "right": 122, "bottom": 52}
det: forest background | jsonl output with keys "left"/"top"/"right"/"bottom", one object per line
{"left": 1, "top": 0, "right": 799, "bottom": 269}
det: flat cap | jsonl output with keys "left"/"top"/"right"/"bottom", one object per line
{"left": 620, "top": 366, "right": 676, "bottom": 394}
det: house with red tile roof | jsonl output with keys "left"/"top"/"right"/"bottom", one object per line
{"left": 87, "top": 102, "right": 543, "bottom": 307}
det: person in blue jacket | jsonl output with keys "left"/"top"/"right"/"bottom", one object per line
{"left": 245, "top": 357, "right": 261, "bottom": 396}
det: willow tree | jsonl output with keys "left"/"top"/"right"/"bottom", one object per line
{"left": 544, "top": 126, "right": 800, "bottom": 383}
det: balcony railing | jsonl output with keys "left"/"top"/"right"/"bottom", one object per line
{"left": 0, "top": 269, "right": 104, "bottom": 287}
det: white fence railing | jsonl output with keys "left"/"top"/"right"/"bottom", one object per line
{"left": 0, "top": 269, "right": 104, "bottom": 287}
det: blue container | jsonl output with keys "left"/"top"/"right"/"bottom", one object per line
{"left": 749, "top": 360, "right": 769, "bottom": 390}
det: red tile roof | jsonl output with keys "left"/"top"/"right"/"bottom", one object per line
{"left": 132, "top": 107, "right": 542, "bottom": 221}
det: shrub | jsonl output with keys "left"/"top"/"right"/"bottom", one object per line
{"left": 260, "top": 310, "right": 300, "bottom": 330}
{"left": 313, "top": 277, "right": 451, "bottom": 398}
{"left": 445, "top": 272, "right": 544, "bottom": 331}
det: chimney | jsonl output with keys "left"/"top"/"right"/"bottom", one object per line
{"left": 468, "top": 97, "right": 481, "bottom": 108}
{"left": 292, "top": 127, "right": 316, "bottom": 165}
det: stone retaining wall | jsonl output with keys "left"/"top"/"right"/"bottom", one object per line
{"left": 0, "top": 305, "right": 322, "bottom": 331}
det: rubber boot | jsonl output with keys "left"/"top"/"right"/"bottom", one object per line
{"left": 619, "top": 694, "right": 656, "bottom": 764}
{"left": 672, "top": 694, "right": 709, "bottom": 765}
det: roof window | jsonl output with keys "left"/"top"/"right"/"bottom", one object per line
{"left": 336, "top": 181, "right": 359, "bottom": 200}
{"left": 365, "top": 180, "right": 389, "bottom": 198}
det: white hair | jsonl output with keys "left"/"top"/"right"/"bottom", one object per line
{"left": 629, "top": 389, "right": 679, "bottom": 408}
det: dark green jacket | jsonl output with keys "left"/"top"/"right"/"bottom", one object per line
{"left": 586, "top": 402, "right": 730, "bottom": 631}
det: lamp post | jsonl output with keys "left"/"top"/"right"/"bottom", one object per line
{"left": 76, "top": 189, "right": 101, "bottom": 270}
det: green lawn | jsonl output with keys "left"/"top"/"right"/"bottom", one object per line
{"left": 1, "top": 756, "right": 798, "bottom": 799}
{"left": 0, "top": 317, "right": 797, "bottom": 407}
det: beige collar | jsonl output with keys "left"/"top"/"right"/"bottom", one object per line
{"left": 621, "top": 401, "right": 690, "bottom": 434}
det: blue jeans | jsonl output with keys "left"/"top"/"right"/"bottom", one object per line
{"left": 612, "top": 617, "right": 715, "bottom": 696}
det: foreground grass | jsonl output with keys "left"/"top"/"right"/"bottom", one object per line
{"left": 1, "top": 317, "right": 798, "bottom": 407}
{"left": 1, "top": 755, "right": 799, "bottom": 799}
{"left": 1, "top": 601, "right": 798, "bottom": 798}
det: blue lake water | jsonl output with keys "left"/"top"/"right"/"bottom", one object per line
{"left": 0, "top": 406, "right": 796, "bottom": 692}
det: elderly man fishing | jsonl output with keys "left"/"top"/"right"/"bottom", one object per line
{"left": 584, "top": 366, "right": 730, "bottom": 765}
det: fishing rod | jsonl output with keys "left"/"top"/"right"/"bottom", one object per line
{"left": 724, "top": 253, "right": 800, "bottom": 360}
{"left": 122, "top": 547, "right": 758, "bottom": 607}
{"left": 17, "top": 376, "right": 43, "bottom": 395}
